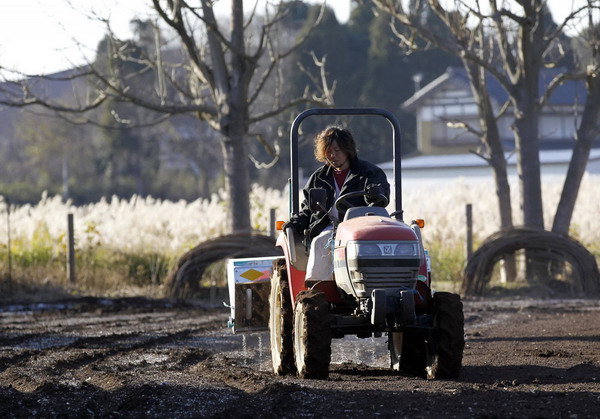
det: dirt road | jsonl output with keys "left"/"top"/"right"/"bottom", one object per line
{"left": 1, "top": 296, "right": 599, "bottom": 418}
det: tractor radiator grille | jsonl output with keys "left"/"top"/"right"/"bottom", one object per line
{"left": 351, "top": 268, "right": 417, "bottom": 297}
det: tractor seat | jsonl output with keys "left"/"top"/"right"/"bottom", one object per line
{"left": 343, "top": 206, "right": 389, "bottom": 221}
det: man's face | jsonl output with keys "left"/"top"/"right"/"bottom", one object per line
{"left": 326, "top": 140, "right": 349, "bottom": 170}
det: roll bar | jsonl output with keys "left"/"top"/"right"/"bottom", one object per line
{"left": 289, "top": 107, "right": 402, "bottom": 220}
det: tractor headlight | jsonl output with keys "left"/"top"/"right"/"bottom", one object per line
{"left": 347, "top": 242, "right": 382, "bottom": 258}
{"left": 394, "top": 243, "right": 419, "bottom": 256}
{"left": 347, "top": 241, "right": 420, "bottom": 259}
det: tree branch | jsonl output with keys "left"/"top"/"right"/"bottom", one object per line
{"left": 376, "top": 0, "right": 515, "bottom": 93}
{"left": 439, "top": 116, "right": 484, "bottom": 137}
{"left": 249, "top": 94, "right": 330, "bottom": 124}
{"left": 248, "top": 38, "right": 278, "bottom": 106}
{"left": 0, "top": 93, "right": 107, "bottom": 113}
{"left": 542, "top": 5, "right": 589, "bottom": 53}
{"left": 468, "top": 148, "right": 492, "bottom": 164}
{"left": 489, "top": 1, "right": 519, "bottom": 82}
{"left": 248, "top": 132, "right": 280, "bottom": 169}
{"left": 200, "top": 0, "right": 230, "bottom": 104}
{"left": 42, "top": 107, "right": 173, "bottom": 129}
{"left": 89, "top": 64, "right": 218, "bottom": 116}
{"left": 152, "top": 0, "right": 214, "bottom": 87}
{"left": 249, "top": 4, "right": 327, "bottom": 109}
{"left": 495, "top": 99, "right": 511, "bottom": 120}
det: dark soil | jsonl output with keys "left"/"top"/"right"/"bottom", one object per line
{"left": 1, "top": 296, "right": 599, "bottom": 418}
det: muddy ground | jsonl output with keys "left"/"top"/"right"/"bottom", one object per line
{"left": 1, "top": 296, "right": 599, "bottom": 418}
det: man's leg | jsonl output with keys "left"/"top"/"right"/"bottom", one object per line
{"left": 305, "top": 227, "right": 334, "bottom": 284}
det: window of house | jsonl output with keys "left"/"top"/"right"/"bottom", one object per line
{"left": 539, "top": 113, "right": 579, "bottom": 141}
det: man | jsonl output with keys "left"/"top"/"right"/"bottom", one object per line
{"left": 284, "top": 126, "right": 390, "bottom": 284}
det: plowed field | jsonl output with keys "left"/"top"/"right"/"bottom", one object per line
{"left": 1, "top": 297, "right": 599, "bottom": 418}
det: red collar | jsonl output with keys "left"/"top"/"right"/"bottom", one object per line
{"left": 333, "top": 168, "right": 349, "bottom": 189}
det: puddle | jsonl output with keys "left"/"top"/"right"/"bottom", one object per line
{"left": 199, "top": 331, "right": 392, "bottom": 370}
{"left": 332, "top": 336, "right": 390, "bottom": 368}
{"left": 4, "top": 335, "right": 80, "bottom": 351}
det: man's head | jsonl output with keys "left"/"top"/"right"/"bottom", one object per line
{"left": 314, "top": 127, "right": 357, "bottom": 170}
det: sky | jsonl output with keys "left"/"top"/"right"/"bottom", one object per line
{"left": 0, "top": 0, "right": 590, "bottom": 77}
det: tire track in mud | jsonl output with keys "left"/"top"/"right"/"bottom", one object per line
{"left": 0, "top": 308, "right": 227, "bottom": 392}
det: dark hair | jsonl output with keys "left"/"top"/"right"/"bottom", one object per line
{"left": 314, "top": 127, "right": 357, "bottom": 164}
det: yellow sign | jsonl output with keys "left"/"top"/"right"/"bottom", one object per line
{"left": 239, "top": 268, "right": 265, "bottom": 281}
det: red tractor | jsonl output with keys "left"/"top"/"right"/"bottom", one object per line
{"left": 269, "top": 108, "right": 464, "bottom": 379}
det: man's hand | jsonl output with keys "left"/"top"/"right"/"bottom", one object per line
{"left": 365, "top": 183, "right": 384, "bottom": 199}
{"left": 282, "top": 220, "right": 301, "bottom": 235}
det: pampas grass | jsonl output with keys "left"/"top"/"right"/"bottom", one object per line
{"left": 1, "top": 175, "right": 598, "bottom": 297}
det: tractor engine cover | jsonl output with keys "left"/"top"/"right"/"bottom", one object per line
{"left": 333, "top": 215, "right": 422, "bottom": 299}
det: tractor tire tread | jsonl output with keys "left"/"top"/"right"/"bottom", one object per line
{"left": 294, "top": 289, "right": 331, "bottom": 379}
{"left": 433, "top": 292, "right": 465, "bottom": 378}
{"left": 269, "top": 259, "right": 295, "bottom": 375}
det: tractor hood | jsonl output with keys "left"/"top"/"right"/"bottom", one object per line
{"left": 336, "top": 216, "right": 418, "bottom": 245}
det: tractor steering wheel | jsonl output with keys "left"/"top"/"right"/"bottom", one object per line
{"left": 334, "top": 190, "right": 389, "bottom": 215}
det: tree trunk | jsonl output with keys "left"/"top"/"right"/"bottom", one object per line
{"left": 552, "top": 75, "right": 600, "bottom": 235}
{"left": 512, "top": 2, "right": 545, "bottom": 230}
{"left": 489, "top": 148, "right": 518, "bottom": 282}
{"left": 513, "top": 110, "right": 547, "bottom": 280}
{"left": 222, "top": 0, "right": 252, "bottom": 234}
{"left": 512, "top": 112, "right": 544, "bottom": 229}
{"left": 221, "top": 132, "right": 251, "bottom": 233}
{"left": 465, "top": 62, "right": 516, "bottom": 281}
{"left": 476, "top": 104, "right": 513, "bottom": 230}
{"left": 552, "top": 144, "right": 593, "bottom": 235}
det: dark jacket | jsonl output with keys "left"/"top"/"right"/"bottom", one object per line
{"left": 290, "top": 157, "right": 390, "bottom": 242}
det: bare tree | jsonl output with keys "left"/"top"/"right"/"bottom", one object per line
{"left": 0, "top": 1, "right": 332, "bottom": 233}
{"left": 552, "top": 4, "right": 600, "bottom": 234}
{"left": 374, "top": 0, "right": 600, "bottom": 238}
{"left": 377, "top": 0, "right": 516, "bottom": 278}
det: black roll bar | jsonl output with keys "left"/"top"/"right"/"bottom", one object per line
{"left": 289, "top": 107, "right": 402, "bottom": 220}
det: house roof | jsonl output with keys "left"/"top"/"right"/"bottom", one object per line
{"left": 379, "top": 149, "right": 600, "bottom": 171}
{"left": 403, "top": 66, "right": 587, "bottom": 111}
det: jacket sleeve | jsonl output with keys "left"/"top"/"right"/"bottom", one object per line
{"left": 288, "top": 172, "right": 316, "bottom": 232}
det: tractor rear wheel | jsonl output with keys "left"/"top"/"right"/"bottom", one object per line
{"left": 293, "top": 289, "right": 331, "bottom": 379}
{"left": 432, "top": 292, "right": 465, "bottom": 378}
{"left": 269, "top": 259, "right": 295, "bottom": 375}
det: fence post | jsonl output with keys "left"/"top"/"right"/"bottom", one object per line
{"left": 466, "top": 203, "right": 473, "bottom": 260}
{"left": 67, "top": 213, "right": 76, "bottom": 284}
{"left": 269, "top": 208, "right": 276, "bottom": 238}
{"left": 5, "top": 199, "right": 12, "bottom": 293}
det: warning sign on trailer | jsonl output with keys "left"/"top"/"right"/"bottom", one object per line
{"left": 229, "top": 257, "right": 280, "bottom": 284}
{"left": 226, "top": 256, "right": 282, "bottom": 333}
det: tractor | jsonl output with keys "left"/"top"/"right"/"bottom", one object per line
{"left": 269, "top": 108, "right": 465, "bottom": 379}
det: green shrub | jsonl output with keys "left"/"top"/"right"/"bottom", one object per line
{"left": 121, "top": 252, "right": 171, "bottom": 286}
{"left": 426, "top": 242, "right": 466, "bottom": 287}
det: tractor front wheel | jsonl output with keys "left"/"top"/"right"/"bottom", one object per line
{"left": 269, "top": 259, "right": 295, "bottom": 375}
{"left": 293, "top": 289, "right": 331, "bottom": 379}
{"left": 433, "top": 292, "right": 465, "bottom": 378}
